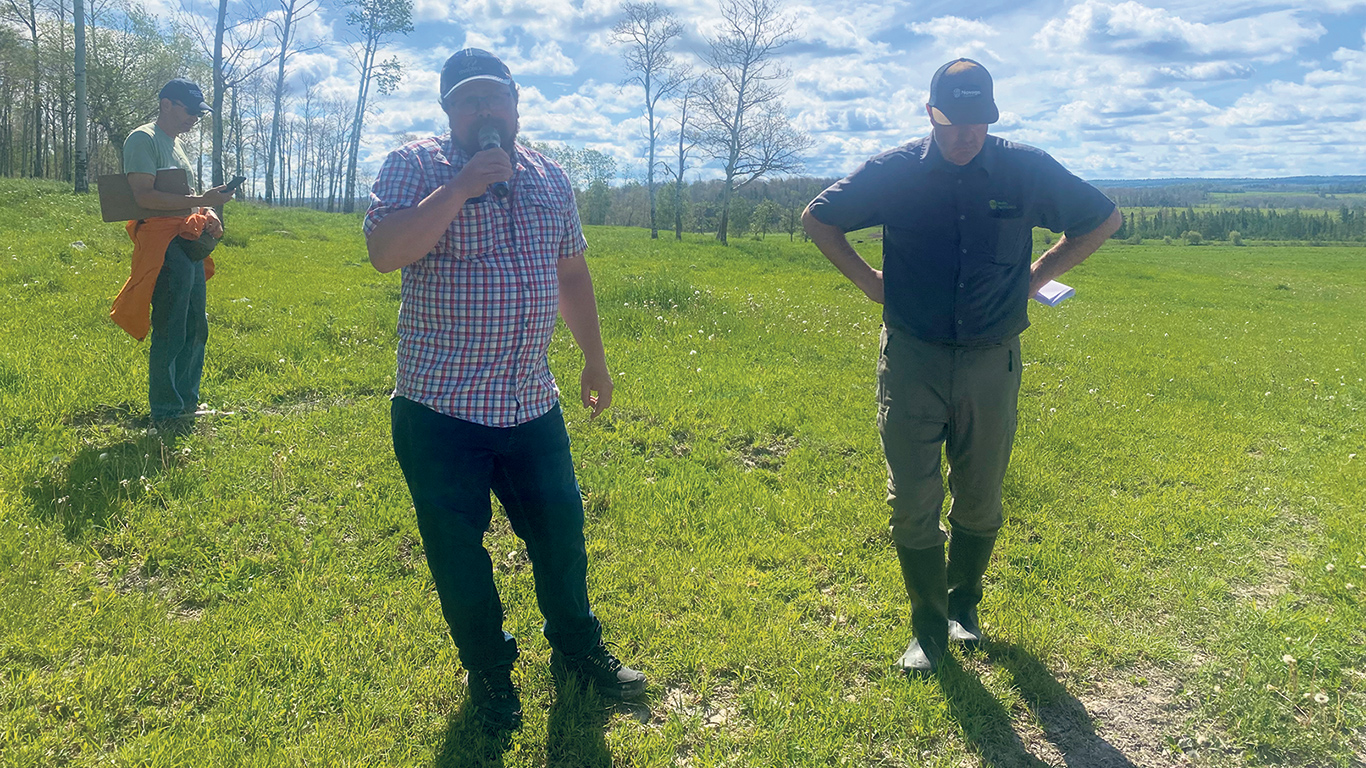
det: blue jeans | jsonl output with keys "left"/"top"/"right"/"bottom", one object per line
{"left": 390, "top": 397, "right": 602, "bottom": 671}
{"left": 148, "top": 240, "right": 207, "bottom": 420}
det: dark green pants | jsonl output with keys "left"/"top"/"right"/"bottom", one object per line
{"left": 876, "top": 326, "right": 1022, "bottom": 550}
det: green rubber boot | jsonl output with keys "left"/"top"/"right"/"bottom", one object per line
{"left": 945, "top": 527, "right": 997, "bottom": 651}
{"left": 895, "top": 543, "right": 949, "bottom": 675}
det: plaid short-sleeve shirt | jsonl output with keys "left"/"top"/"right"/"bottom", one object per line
{"left": 364, "top": 137, "right": 588, "bottom": 427}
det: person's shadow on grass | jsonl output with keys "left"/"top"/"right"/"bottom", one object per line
{"left": 432, "top": 677, "right": 647, "bottom": 768}
{"left": 938, "top": 642, "right": 1140, "bottom": 768}
{"left": 22, "top": 435, "right": 177, "bottom": 540}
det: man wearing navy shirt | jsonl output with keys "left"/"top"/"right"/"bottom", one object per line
{"left": 803, "top": 59, "right": 1121, "bottom": 675}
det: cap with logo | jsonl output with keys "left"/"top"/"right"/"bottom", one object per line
{"left": 440, "top": 49, "right": 515, "bottom": 107}
{"left": 927, "top": 58, "right": 998, "bottom": 126}
{"left": 159, "top": 78, "right": 212, "bottom": 116}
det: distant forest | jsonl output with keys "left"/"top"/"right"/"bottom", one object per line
{"left": 593, "top": 175, "right": 1366, "bottom": 243}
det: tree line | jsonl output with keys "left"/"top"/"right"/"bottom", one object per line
{"left": 1, "top": 0, "right": 412, "bottom": 212}
{"left": 1113, "top": 205, "right": 1366, "bottom": 244}
{"left": 2, "top": 0, "right": 813, "bottom": 242}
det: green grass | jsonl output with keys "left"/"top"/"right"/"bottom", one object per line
{"left": 1, "top": 177, "right": 1363, "bottom": 766}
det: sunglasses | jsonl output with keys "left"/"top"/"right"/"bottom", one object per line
{"left": 172, "top": 100, "right": 207, "bottom": 118}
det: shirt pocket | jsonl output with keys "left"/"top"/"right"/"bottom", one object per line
{"left": 990, "top": 218, "right": 1033, "bottom": 266}
{"left": 515, "top": 188, "right": 567, "bottom": 254}
{"left": 435, "top": 199, "right": 504, "bottom": 261}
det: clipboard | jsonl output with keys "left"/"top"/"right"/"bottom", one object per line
{"left": 96, "top": 168, "right": 194, "bottom": 222}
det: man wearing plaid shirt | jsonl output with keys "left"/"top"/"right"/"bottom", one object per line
{"left": 365, "top": 49, "right": 646, "bottom": 731}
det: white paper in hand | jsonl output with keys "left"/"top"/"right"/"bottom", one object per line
{"left": 1032, "top": 280, "right": 1075, "bottom": 307}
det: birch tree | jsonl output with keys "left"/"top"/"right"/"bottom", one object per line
{"left": 73, "top": 0, "right": 87, "bottom": 190}
{"left": 661, "top": 79, "right": 698, "bottom": 240}
{"left": 263, "top": 0, "right": 316, "bottom": 203}
{"left": 612, "top": 1, "right": 684, "bottom": 239}
{"left": 341, "top": 0, "right": 410, "bottom": 213}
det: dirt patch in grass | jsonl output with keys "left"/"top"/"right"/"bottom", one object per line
{"left": 728, "top": 432, "right": 798, "bottom": 471}
{"left": 1231, "top": 547, "right": 1293, "bottom": 605}
{"left": 1034, "top": 667, "right": 1189, "bottom": 767}
{"left": 657, "top": 682, "right": 743, "bottom": 732}
{"left": 951, "top": 651, "right": 1234, "bottom": 768}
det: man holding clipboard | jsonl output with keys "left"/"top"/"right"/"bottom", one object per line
{"left": 109, "top": 78, "right": 238, "bottom": 431}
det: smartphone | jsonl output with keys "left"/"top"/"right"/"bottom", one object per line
{"left": 222, "top": 175, "right": 247, "bottom": 194}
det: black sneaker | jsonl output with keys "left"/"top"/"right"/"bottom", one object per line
{"left": 550, "top": 642, "right": 647, "bottom": 700}
{"left": 466, "top": 665, "right": 522, "bottom": 731}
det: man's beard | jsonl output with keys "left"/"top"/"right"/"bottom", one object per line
{"left": 454, "top": 116, "right": 519, "bottom": 156}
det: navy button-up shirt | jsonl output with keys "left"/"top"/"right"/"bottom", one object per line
{"left": 809, "top": 134, "right": 1116, "bottom": 346}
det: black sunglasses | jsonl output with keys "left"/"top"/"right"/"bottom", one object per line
{"left": 172, "top": 99, "right": 207, "bottom": 117}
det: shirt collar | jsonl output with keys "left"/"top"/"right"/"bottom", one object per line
{"left": 921, "top": 133, "right": 997, "bottom": 177}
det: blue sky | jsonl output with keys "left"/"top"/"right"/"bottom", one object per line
{"left": 179, "top": 0, "right": 1366, "bottom": 182}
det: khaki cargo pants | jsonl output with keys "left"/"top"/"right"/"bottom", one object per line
{"left": 876, "top": 325, "right": 1023, "bottom": 551}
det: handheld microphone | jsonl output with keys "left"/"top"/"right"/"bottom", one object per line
{"left": 478, "top": 125, "right": 510, "bottom": 199}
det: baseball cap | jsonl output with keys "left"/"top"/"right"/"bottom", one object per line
{"left": 927, "top": 58, "right": 998, "bottom": 126}
{"left": 440, "top": 49, "right": 515, "bottom": 106}
{"left": 159, "top": 78, "right": 212, "bottom": 115}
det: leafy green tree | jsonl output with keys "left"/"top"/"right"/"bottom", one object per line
{"left": 752, "top": 198, "right": 779, "bottom": 239}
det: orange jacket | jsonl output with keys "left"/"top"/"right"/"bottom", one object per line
{"left": 110, "top": 214, "right": 216, "bottom": 341}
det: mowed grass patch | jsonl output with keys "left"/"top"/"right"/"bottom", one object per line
{"left": 0, "top": 177, "right": 1363, "bottom": 766}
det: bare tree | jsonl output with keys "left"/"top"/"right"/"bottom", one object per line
{"left": 341, "top": 0, "right": 411, "bottom": 213}
{"left": 612, "top": 1, "right": 684, "bottom": 240}
{"left": 660, "top": 78, "right": 698, "bottom": 241}
{"left": 696, "top": 0, "right": 810, "bottom": 244}
{"left": 263, "top": 0, "right": 316, "bottom": 203}
{"left": 178, "top": 0, "right": 274, "bottom": 186}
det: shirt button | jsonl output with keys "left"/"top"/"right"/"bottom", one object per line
{"left": 958, "top": 283, "right": 965, "bottom": 288}
{"left": 960, "top": 248, "right": 967, "bottom": 254}
{"left": 958, "top": 320, "right": 963, "bottom": 325}
{"left": 959, "top": 215, "right": 966, "bottom": 220}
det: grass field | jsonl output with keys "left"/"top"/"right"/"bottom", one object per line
{"left": 1, "top": 177, "right": 1363, "bottom": 767}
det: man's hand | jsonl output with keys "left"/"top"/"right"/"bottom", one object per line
{"left": 198, "top": 186, "right": 233, "bottom": 208}
{"left": 203, "top": 208, "right": 224, "bottom": 238}
{"left": 580, "top": 364, "right": 613, "bottom": 418}
{"left": 453, "top": 147, "right": 513, "bottom": 202}
{"left": 1030, "top": 207, "right": 1123, "bottom": 294}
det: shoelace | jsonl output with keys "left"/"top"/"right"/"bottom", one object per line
{"left": 586, "top": 643, "right": 624, "bottom": 672}
{"left": 475, "top": 670, "right": 516, "bottom": 701}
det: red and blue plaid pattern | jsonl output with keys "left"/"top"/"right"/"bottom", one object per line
{"left": 365, "top": 137, "right": 588, "bottom": 427}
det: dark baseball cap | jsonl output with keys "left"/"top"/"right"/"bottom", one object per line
{"left": 927, "top": 58, "right": 998, "bottom": 126}
{"left": 159, "top": 78, "right": 212, "bottom": 115}
{"left": 439, "top": 49, "right": 515, "bottom": 106}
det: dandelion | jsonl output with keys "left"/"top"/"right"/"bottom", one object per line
{"left": 1282, "top": 654, "right": 1296, "bottom": 664}
{"left": 98, "top": 453, "right": 108, "bottom": 461}
{"left": 1326, "top": 563, "right": 1336, "bottom": 572}
{"left": 1314, "top": 692, "right": 1329, "bottom": 704}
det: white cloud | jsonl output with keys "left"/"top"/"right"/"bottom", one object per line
{"left": 1037, "top": 1, "right": 1323, "bottom": 61}
{"left": 250, "top": 0, "right": 1366, "bottom": 182}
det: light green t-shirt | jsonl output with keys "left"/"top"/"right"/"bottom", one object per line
{"left": 122, "top": 123, "right": 196, "bottom": 191}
